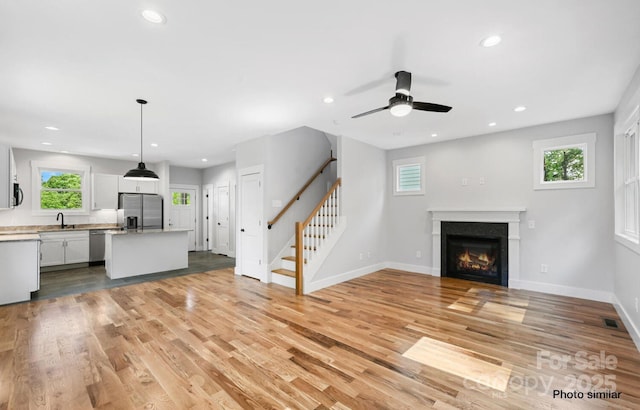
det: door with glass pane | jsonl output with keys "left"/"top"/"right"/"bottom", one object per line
{"left": 170, "top": 187, "right": 197, "bottom": 251}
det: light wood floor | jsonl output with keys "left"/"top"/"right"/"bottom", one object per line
{"left": 1, "top": 269, "right": 639, "bottom": 409}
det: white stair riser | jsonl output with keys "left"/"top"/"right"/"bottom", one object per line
{"left": 272, "top": 272, "right": 295, "bottom": 289}
{"left": 281, "top": 259, "right": 296, "bottom": 271}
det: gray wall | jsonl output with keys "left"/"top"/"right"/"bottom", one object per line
{"left": 264, "top": 127, "right": 333, "bottom": 261}
{"left": 386, "top": 114, "right": 615, "bottom": 294}
{"left": 315, "top": 135, "right": 387, "bottom": 280}
{"left": 614, "top": 63, "right": 640, "bottom": 337}
{"left": 170, "top": 166, "right": 203, "bottom": 185}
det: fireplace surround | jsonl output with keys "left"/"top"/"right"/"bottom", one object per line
{"left": 428, "top": 208, "right": 525, "bottom": 288}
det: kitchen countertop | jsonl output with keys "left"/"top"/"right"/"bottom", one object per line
{"left": 105, "top": 229, "right": 189, "bottom": 235}
{"left": 0, "top": 223, "right": 120, "bottom": 235}
{"left": 0, "top": 233, "right": 41, "bottom": 242}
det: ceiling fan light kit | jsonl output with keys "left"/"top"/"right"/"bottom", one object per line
{"left": 124, "top": 99, "right": 160, "bottom": 181}
{"left": 352, "top": 70, "right": 452, "bottom": 119}
{"left": 389, "top": 94, "right": 413, "bottom": 117}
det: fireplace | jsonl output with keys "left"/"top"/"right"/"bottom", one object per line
{"left": 441, "top": 221, "right": 508, "bottom": 286}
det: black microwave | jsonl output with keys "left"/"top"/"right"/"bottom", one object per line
{"left": 13, "top": 183, "right": 23, "bottom": 207}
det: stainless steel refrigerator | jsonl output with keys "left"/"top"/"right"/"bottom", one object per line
{"left": 118, "top": 193, "right": 163, "bottom": 230}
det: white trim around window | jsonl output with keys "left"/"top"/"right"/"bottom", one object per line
{"left": 393, "top": 156, "right": 425, "bottom": 196}
{"left": 532, "top": 133, "right": 596, "bottom": 190}
{"left": 31, "top": 161, "right": 91, "bottom": 216}
{"left": 614, "top": 106, "right": 640, "bottom": 253}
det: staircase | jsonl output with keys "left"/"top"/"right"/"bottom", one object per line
{"left": 271, "top": 178, "right": 343, "bottom": 294}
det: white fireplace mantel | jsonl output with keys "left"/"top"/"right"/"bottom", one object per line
{"left": 427, "top": 208, "right": 526, "bottom": 287}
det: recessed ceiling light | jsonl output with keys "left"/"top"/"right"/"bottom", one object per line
{"left": 514, "top": 106, "right": 527, "bottom": 112}
{"left": 480, "top": 35, "right": 502, "bottom": 48}
{"left": 488, "top": 122, "right": 497, "bottom": 127}
{"left": 201, "top": 158, "right": 208, "bottom": 162}
{"left": 132, "top": 153, "right": 139, "bottom": 157}
{"left": 41, "top": 142, "right": 52, "bottom": 146}
{"left": 150, "top": 143, "right": 159, "bottom": 147}
{"left": 431, "top": 133, "right": 438, "bottom": 137}
{"left": 141, "top": 9, "right": 166, "bottom": 24}
{"left": 45, "top": 126, "right": 59, "bottom": 131}
{"left": 323, "top": 97, "right": 334, "bottom": 104}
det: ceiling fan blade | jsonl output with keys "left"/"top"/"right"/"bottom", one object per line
{"left": 413, "top": 101, "right": 452, "bottom": 113}
{"left": 343, "top": 75, "right": 393, "bottom": 96}
{"left": 352, "top": 106, "right": 389, "bottom": 119}
{"left": 395, "top": 71, "right": 412, "bottom": 95}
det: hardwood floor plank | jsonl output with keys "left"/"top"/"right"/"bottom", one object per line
{"left": 2, "top": 268, "right": 640, "bottom": 409}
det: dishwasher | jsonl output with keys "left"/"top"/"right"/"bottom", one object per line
{"left": 89, "top": 230, "right": 106, "bottom": 265}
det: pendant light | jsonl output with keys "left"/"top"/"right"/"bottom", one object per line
{"left": 124, "top": 99, "right": 159, "bottom": 180}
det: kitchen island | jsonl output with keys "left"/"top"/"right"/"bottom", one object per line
{"left": 105, "top": 229, "right": 189, "bottom": 279}
{"left": 0, "top": 233, "right": 40, "bottom": 305}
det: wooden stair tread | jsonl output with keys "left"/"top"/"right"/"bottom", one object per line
{"left": 272, "top": 268, "right": 296, "bottom": 278}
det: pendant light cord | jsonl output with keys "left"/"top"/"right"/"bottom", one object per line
{"left": 140, "top": 102, "right": 144, "bottom": 163}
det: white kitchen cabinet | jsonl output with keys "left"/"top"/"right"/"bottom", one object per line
{"left": 92, "top": 173, "right": 119, "bottom": 209}
{"left": 0, "top": 144, "right": 14, "bottom": 209}
{"left": 0, "top": 237, "right": 40, "bottom": 305}
{"left": 40, "top": 231, "right": 90, "bottom": 267}
{"left": 40, "top": 237, "right": 65, "bottom": 266}
{"left": 118, "top": 176, "right": 158, "bottom": 194}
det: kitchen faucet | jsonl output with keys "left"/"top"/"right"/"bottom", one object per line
{"left": 56, "top": 212, "right": 66, "bottom": 229}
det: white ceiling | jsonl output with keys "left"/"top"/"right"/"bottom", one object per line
{"left": 1, "top": 1, "right": 640, "bottom": 168}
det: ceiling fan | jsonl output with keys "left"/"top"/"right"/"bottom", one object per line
{"left": 352, "top": 71, "right": 452, "bottom": 118}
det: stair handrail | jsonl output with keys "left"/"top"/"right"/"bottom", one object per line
{"left": 295, "top": 178, "right": 342, "bottom": 295}
{"left": 267, "top": 156, "right": 336, "bottom": 229}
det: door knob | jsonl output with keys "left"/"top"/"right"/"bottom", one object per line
{"left": 240, "top": 228, "right": 245, "bottom": 232}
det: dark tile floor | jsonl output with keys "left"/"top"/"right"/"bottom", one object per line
{"left": 33, "top": 251, "right": 236, "bottom": 300}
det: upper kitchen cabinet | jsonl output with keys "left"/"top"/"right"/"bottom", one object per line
{"left": 0, "top": 144, "right": 18, "bottom": 209}
{"left": 92, "top": 174, "right": 119, "bottom": 209}
{"left": 118, "top": 176, "right": 158, "bottom": 194}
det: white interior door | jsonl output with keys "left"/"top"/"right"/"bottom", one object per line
{"left": 170, "top": 187, "right": 197, "bottom": 251}
{"left": 215, "top": 184, "right": 230, "bottom": 255}
{"left": 203, "top": 185, "right": 213, "bottom": 251}
{"left": 239, "top": 171, "right": 263, "bottom": 280}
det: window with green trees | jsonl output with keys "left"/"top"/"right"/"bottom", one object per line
{"left": 533, "top": 133, "right": 595, "bottom": 190}
{"left": 40, "top": 171, "right": 83, "bottom": 209}
{"left": 31, "top": 162, "right": 90, "bottom": 214}
{"left": 543, "top": 147, "right": 585, "bottom": 182}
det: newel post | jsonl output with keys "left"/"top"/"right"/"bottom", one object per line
{"left": 295, "top": 222, "right": 304, "bottom": 295}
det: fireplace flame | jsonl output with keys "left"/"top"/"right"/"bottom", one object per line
{"left": 457, "top": 248, "right": 495, "bottom": 272}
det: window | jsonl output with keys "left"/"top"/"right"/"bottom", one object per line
{"left": 172, "top": 191, "right": 191, "bottom": 205}
{"left": 31, "top": 162, "right": 90, "bottom": 215}
{"left": 393, "top": 156, "right": 425, "bottom": 195}
{"left": 615, "top": 106, "right": 640, "bottom": 247}
{"left": 532, "top": 133, "right": 596, "bottom": 190}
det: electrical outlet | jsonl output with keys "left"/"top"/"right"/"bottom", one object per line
{"left": 359, "top": 253, "right": 363, "bottom": 261}
{"left": 367, "top": 251, "right": 371, "bottom": 258}
{"left": 541, "top": 264, "right": 549, "bottom": 273}
{"left": 528, "top": 220, "right": 536, "bottom": 229}
{"left": 479, "top": 177, "right": 486, "bottom": 185}
{"left": 461, "top": 177, "right": 469, "bottom": 186}
{"left": 416, "top": 250, "right": 422, "bottom": 258}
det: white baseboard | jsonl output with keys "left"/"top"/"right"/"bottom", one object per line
{"left": 305, "top": 262, "right": 386, "bottom": 294}
{"left": 383, "top": 262, "right": 433, "bottom": 275}
{"left": 511, "top": 279, "right": 614, "bottom": 303}
{"left": 612, "top": 295, "right": 640, "bottom": 353}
